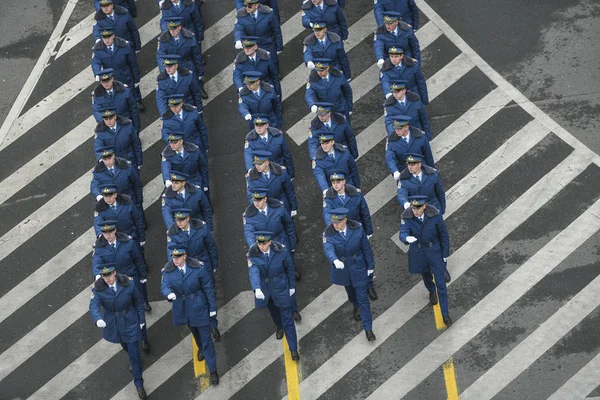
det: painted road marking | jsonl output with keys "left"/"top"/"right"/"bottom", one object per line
{"left": 283, "top": 336, "right": 300, "bottom": 400}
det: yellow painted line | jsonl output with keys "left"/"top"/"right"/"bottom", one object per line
{"left": 192, "top": 336, "right": 211, "bottom": 391}
{"left": 283, "top": 335, "right": 301, "bottom": 400}
{"left": 430, "top": 275, "right": 447, "bottom": 330}
{"left": 443, "top": 358, "right": 459, "bottom": 400}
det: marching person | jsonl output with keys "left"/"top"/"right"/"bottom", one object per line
{"left": 93, "top": 0, "right": 141, "bottom": 52}
{"left": 373, "top": 0, "right": 419, "bottom": 30}
{"left": 383, "top": 80, "right": 431, "bottom": 139}
{"left": 312, "top": 132, "right": 360, "bottom": 194}
{"left": 92, "top": 68, "right": 141, "bottom": 131}
{"left": 238, "top": 71, "right": 283, "bottom": 130}
{"left": 380, "top": 46, "right": 428, "bottom": 103}
{"left": 90, "top": 147, "right": 143, "bottom": 208}
{"left": 93, "top": 107, "right": 143, "bottom": 170}
{"left": 307, "top": 102, "right": 357, "bottom": 160}
{"left": 161, "top": 171, "right": 213, "bottom": 231}
{"left": 161, "top": 132, "right": 209, "bottom": 192}
{"left": 161, "top": 94, "right": 210, "bottom": 155}
{"left": 156, "top": 55, "right": 204, "bottom": 116}
{"left": 384, "top": 115, "right": 434, "bottom": 176}
{"left": 374, "top": 11, "right": 420, "bottom": 66}
{"left": 303, "top": 21, "right": 351, "bottom": 81}
{"left": 305, "top": 58, "right": 353, "bottom": 119}
{"left": 301, "top": 0, "right": 348, "bottom": 41}
{"left": 233, "top": 36, "right": 281, "bottom": 97}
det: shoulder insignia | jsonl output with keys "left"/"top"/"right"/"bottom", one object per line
{"left": 161, "top": 156, "right": 166, "bottom": 161}
{"left": 247, "top": 257, "right": 252, "bottom": 267}
{"left": 167, "top": 235, "right": 171, "bottom": 242}
{"left": 323, "top": 200, "right": 327, "bottom": 208}
{"left": 322, "top": 235, "right": 327, "bottom": 243}
{"left": 244, "top": 140, "right": 249, "bottom": 149}
{"left": 301, "top": 11, "right": 305, "bottom": 17}
{"left": 303, "top": 45, "right": 307, "bottom": 53}
{"left": 308, "top": 130, "right": 313, "bottom": 138}
{"left": 281, "top": 165, "right": 286, "bottom": 169}
{"left": 92, "top": 248, "right": 96, "bottom": 256}
{"left": 401, "top": 219, "right": 405, "bottom": 225}
{"left": 383, "top": 107, "right": 387, "bottom": 116}
{"left": 312, "top": 160, "right": 316, "bottom": 169}
{"left": 379, "top": 71, "right": 383, "bottom": 79}
{"left": 242, "top": 215, "right": 247, "bottom": 224}
{"left": 238, "top": 96, "right": 243, "bottom": 104}
{"left": 234, "top": 18, "right": 238, "bottom": 24}
{"left": 373, "top": 34, "right": 377, "bottom": 41}
{"left": 90, "top": 292, "right": 95, "bottom": 299}
{"left": 385, "top": 138, "right": 389, "bottom": 151}
{"left": 94, "top": 211, "right": 99, "bottom": 217}
{"left": 94, "top": 133, "right": 98, "bottom": 139}
{"left": 374, "top": 0, "right": 377, "bottom": 3}
{"left": 162, "top": 198, "right": 166, "bottom": 206}
{"left": 397, "top": 180, "right": 401, "bottom": 188}
{"left": 306, "top": 82, "right": 310, "bottom": 89}
{"left": 129, "top": 277, "right": 133, "bottom": 280}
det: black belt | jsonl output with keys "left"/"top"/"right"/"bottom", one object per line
{"left": 263, "top": 276, "right": 280, "bottom": 283}
{"left": 114, "top": 310, "right": 128, "bottom": 316}
{"left": 181, "top": 293, "right": 201, "bottom": 300}
{"left": 416, "top": 242, "right": 436, "bottom": 248}
{"left": 339, "top": 253, "right": 360, "bottom": 262}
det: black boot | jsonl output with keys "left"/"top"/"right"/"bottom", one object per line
{"left": 137, "top": 386, "right": 147, "bottom": 399}
{"left": 144, "top": 302, "right": 152, "bottom": 312}
{"left": 291, "top": 350, "right": 300, "bottom": 361}
{"left": 295, "top": 270, "right": 301, "bottom": 281}
{"left": 211, "top": 327, "right": 221, "bottom": 342}
{"left": 200, "top": 86, "right": 208, "bottom": 99}
{"left": 137, "top": 102, "right": 145, "bottom": 112}
{"left": 197, "top": 348, "right": 204, "bottom": 361}
{"left": 353, "top": 307, "right": 361, "bottom": 321}
{"left": 140, "top": 340, "right": 150, "bottom": 352}
{"left": 445, "top": 269, "right": 451, "bottom": 283}
{"left": 276, "top": 328, "right": 284, "bottom": 340}
{"left": 292, "top": 311, "right": 302, "bottom": 322}
{"left": 210, "top": 371, "right": 219, "bottom": 385}
{"left": 365, "top": 330, "right": 376, "bottom": 341}
{"left": 443, "top": 315, "right": 453, "bottom": 327}
{"left": 429, "top": 292, "right": 438, "bottom": 305}
{"left": 367, "top": 287, "right": 378, "bottom": 300}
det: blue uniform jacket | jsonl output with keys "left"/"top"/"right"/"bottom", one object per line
{"left": 238, "top": 82, "right": 283, "bottom": 129}
{"left": 92, "top": 37, "right": 141, "bottom": 88}
{"left": 90, "top": 274, "right": 144, "bottom": 344}
{"left": 243, "top": 198, "right": 296, "bottom": 251}
{"left": 92, "top": 233, "right": 147, "bottom": 279}
{"left": 233, "top": 48, "right": 281, "bottom": 95}
{"left": 166, "top": 218, "right": 218, "bottom": 269}
{"left": 307, "top": 112, "right": 357, "bottom": 159}
{"left": 380, "top": 57, "right": 428, "bottom": 104}
{"left": 161, "top": 257, "right": 216, "bottom": 327}
{"left": 384, "top": 91, "right": 431, "bottom": 138}
{"left": 161, "top": 183, "right": 213, "bottom": 230}
{"left": 313, "top": 143, "right": 360, "bottom": 191}
{"left": 94, "top": 194, "right": 145, "bottom": 241}
{"left": 234, "top": 5, "right": 283, "bottom": 53}
{"left": 234, "top": 0, "right": 280, "bottom": 22}
{"left": 156, "top": 67, "right": 203, "bottom": 116}
{"left": 92, "top": 80, "right": 141, "bottom": 131}
{"left": 397, "top": 165, "right": 446, "bottom": 214}
{"left": 94, "top": 0, "right": 137, "bottom": 17}
{"left": 246, "top": 162, "right": 297, "bottom": 212}
{"left": 301, "top": 0, "right": 348, "bottom": 41}
{"left": 90, "top": 158, "right": 143, "bottom": 205}
{"left": 94, "top": 117, "right": 143, "bottom": 168}
{"left": 247, "top": 241, "right": 295, "bottom": 309}
{"left": 161, "top": 103, "right": 209, "bottom": 151}
{"left": 243, "top": 127, "right": 294, "bottom": 178}
{"left": 156, "top": 28, "right": 204, "bottom": 76}
{"left": 93, "top": 6, "right": 141, "bottom": 51}
{"left": 399, "top": 205, "right": 449, "bottom": 274}
{"left": 373, "top": 22, "right": 421, "bottom": 63}
{"left": 305, "top": 68, "right": 353, "bottom": 115}
{"left": 384, "top": 127, "right": 434, "bottom": 175}
{"left": 373, "top": 0, "right": 419, "bottom": 29}
{"left": 323, "top": 185, "right": 373, "bottom": 235}
{"left": 322, "top": 219, "right": 374, "bottom": 287}
{"left": 160, "top": 0, "right": 204, "bottom": 41}
{"left": 303, "top": 31, "right": 351, "bottom": 80}
{"left": 161, "top": 142, "right": 209, "bottom": 189}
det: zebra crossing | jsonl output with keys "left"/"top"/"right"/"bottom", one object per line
{"left": 2, "top": 0, "right": 600, "bottom": 399}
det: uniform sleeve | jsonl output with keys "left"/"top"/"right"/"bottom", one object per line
{"left": 283, "top": 249, "right": 296, "bottom": 288}
{"left": 91, "top": 52, "right": 103, "bottom": 77}
{"left": 243, "top": 141, "right": 254, "bottom": 172}
{"left": 380, "top": 72, "right": 392, "bottom": 97}
{"left": 322, "top": 198, "right": 332, "bottom": 225}
{"left": 282, "top": 173, "right": 298, "bottom": 211}
{"left": 312, "top": 162, "right": 329, "bottom": 191}
{"left": 89, "top": 290, "right": 103, "bottom": 323}
{"left": 131, "top": 282, "right": 146, "bottom": 324}
{"left": 91, "top": 94, "right": 103, "bottom": 123}
{"left": 359, "top": 196, "right": 374, "bottom": 235}
{"left": 281, "top": 211, "right": 297, "bottom": 251}
{"left": 384, "top": 109, "right": 394, "bottom": 134}
{"left": 191, "top": 4, "right": 205, "bottom": 41}
{"left": 418, "top": 105, "right": 432, "bottom": 140}
{"left": 204, "top": 231, "right": 219, "bottom": 270}
{"left": 347, "top": 155, "right": 360, "bottom": 188}
{"left": 409, "top": 0, "right": 419, "bottom": 30}
{"left": 92, "top": 248, "right": 104, "bottom": 277}
{"left": 133, "top": 127, "right": 143, "bottom": 167}
{"left": 343, "top": 121, "right": 358, "bottom": 159}
{"left": 160, "top": 271, "right": 174, "bottom": 298}
{"left": 437, "top": 216, "right": 450, "bottom": 258}
{"left": 408, "top": 31, "right": 421, "bottom": 64}
{"left": 435, "top": 178, "right": 447, "bottom": 215}
{"left": 373, "top": 3, "right": 384, "bottom": 26}
{"left": 161, "top": 156, "right": 171, "bottom": 182}
{"left": 199, "top": 192, "right": 214, "bottom": 231}
{"left": 126, "top": 46, "right": 141, "bottom": 83}
{"left": 131, "top": 242, "right": 147, "bottom": 280}
{"left": 269, "top": 57, "right": 282, "bottom": 95}
{"left": 414, "top": 66, "right": 429, "bottom": 105}
{"left": 322, "top": 233, "right": 338, "bottom": 263}
{"left": 360, "top": 228, "right": 375, "bottom": 269}
{"left": 197, "top": 151, "right": 210, "bottom": 190}
{"left": 161, "top": 197, "right": 175, "bottom": 228}
{"left": 127, "top": 16, "right": 142, "bottom": 51}
{"left": 280, "top": 137, "right": 295, "bottom": 179}
{"left": 94, "top": 0, "right": 101, "bottom": 11}
{"left": 336, "top": 7, "right": 349, "bottom": 41}
{"left": 243, "top": 216, "right": 256, "bottom": 248}
{"left": 304, "top": 82, "right": 316, "bottom": 109}
{"left": 234, "top": 0, "right": 244, "bottom": 10}
{"left": 93, "top": 133, "right": 105, "bottom": 156}
{"left": 189, "top": 74, "right": 204, "bottom": 113}
{"left": 248, "top": 258, "right": 262, "bottom": 291}
{"left": 341, "top": 80, "right": 353, "bottom": 112}
{"left": 129, "top": 168, "right": 143, "bottom": 205}
{"left": 238, "top": 96, "right": 250, "bottom": 119}
{"left": 125, "top": 87, "right": 142, "bottom": 130}
{"left": 156, "top": 41, "right": 167, "bottom": 73}
{"left": 301, "top": 11, "right": 311, "bottom": 30}
{"left": 191, "top": 41, "right": 204, "bottom": 77}
{"left": 90, "top": 172, "right": 102, "bottom": 199}
{"left": 131, "top": 203, "right": 146, "bottom": 242}
{"left": 196, "top": 118, "right": 210, "bottom": 151}
{"left": 399, "top": 218, "right": 411, "bottom": 243}
{"left": 200, "top": 266, "right": 217, "bottom": 312}
{"left": 233, "top": 64, "right": 245, "bottom": 91}
{"left": 422, "top": 139, "right": 436, "bottom": 170}
{"left": 373, "top": 33, "right": 385, "bottom": 61}
{"left": 308, "top": 130, "right": 318, "bottom": 160}
{"left": 271, "top": 93, "right": 283, "bottom": 128}
{"left": 385, "top": 139, "right": 399, "bottom": 175}
{"left": 397, "top": 179, "right": 409, "bottom": 207}
{"left": 233, "top": 20, "right": 245, "bottom": 43}
{"left": 93, "top": 211, "right": 102, "bottom": 238}
{"left": 161, "top": 120, "right": 171, "bottom": 144}
{"left": 337, "top": 44, "right": 352, "bottom": 80}
{"left": 156, "top": 84, "right": 169, "bottom": 119}
{"left": 92, "top": 23, "right": 101, "bottom": 41}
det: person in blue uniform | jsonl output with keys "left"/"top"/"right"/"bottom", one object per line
{"left": 161, "top": 94, "right": 209, "bottom": 153}
{"left": 303, "top": 21, "right": 351, "bottom": 81}
{"left": 247, "top": 231, "right": 300, "bottom": 360}
{"left": 161, "top": 133, "right": 209, "bottom": 191}
{"left": 89, "top": 265, "right": 147, "bottom": 399}
{"left": 374, "top": 12, "right": 421, "bottom": 66}
{"left": 243, "top": 114, "right": 294, "bottom": 178}
{"left": 234, "top": 0, "right": 280, "bottom": 22}
{"left": 383, "top": 80, "right": 431, "bottom": 138}
{"left": 91, "top": 27, "right": 143, "bottom": 109}
{"left": 167, "top": 209, "right": 221, "bottom": 340}
{"left": 301, "top": 0, "right": 348, "bottom": 41}
{"left": 161, "top": 171, "right": 213, "bottom": 230}
{"left": 246, "top": 151, "right": 298, "bottom": 215}
{"left": 233, "top": 36, "right": 281, "bottom": 97}
{"left": 94, "top": 107, "right": 143, "bottom": 169}
{"left": 307, "top": 102, "right": 357, "bottom": 160}
{"left": 159, "top": 0, "right": 204, "bottom": 45}
{"left": 91, "top": 147, "right": 143, "bottom": 207}
{"left": 312, "top": 133, "right": 360, "bottom": 194}
{"left": 92, "top": 68, "right": 141, "bottom": 131}
{"left": 156, "top": 55, "right": 204, "bottom": 115}
{"left": 94, "top": 0, "right": 137, "bottom": 17}
{"left": 93, "top": 0, "right": 141, "bottom": 52}
{"left": 374, "top": 0, "right": 419, "bottom": 30}
{"left": 94, "top": 184, "right": 145, "bottom": 244}
{"left": 305, "top": 58, "right": 353, "bottom": 119}
{"left": 322, "top": 208, "right": 376, "bottom": 341}
{"left": 399, "top": 195, "right": 452, "bottom": 326}
{"left": 234, "top": 0, "right": 283, "bottom": 73}
{"left": 161, "top": 245, "right": 220, "bottom": 384}
{"left": 238, "top": 71, "right": 283, "bottom": 130}
{"left": 385, "top": 115, "right": 435, "bottom": 177}
{"left": 380, "top": 46, "right": 428, "bottom": 103}
{"left": 157, "top": 18, "right": 208, "bottom": 98}
{"left": 397, "top": 153, "right": 445, "bottom": 213}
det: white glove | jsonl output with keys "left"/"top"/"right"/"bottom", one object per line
{"left": 96, "top": 319, "right": 106, "bottom": 328}
{"left": 443, "top": 258, "right": 447, "bottom": 262}
{"left": 291, "top": 210, "right": 297, "bottom": 217}
{"left": 311, "top": 105, "right": 318, "bottom": 113}
{"left": 164, "top": 179, "right": 172, "bottom": 188}
{"left": 140, "top": 242, "right": 145, "bottom": 247}
{"left": 140, "top": 278, "right": 147, "bottom": 283}
{"left": 209, "top": 311, "right": 217, "bottom": 317}
{"left": 307, "top": 61, "right": 315, "bottom": 69}
{"left": 377, "top": 59, "right": 384, "bottom": 69}
{"left": 347, "top": 78, "right": 352, "bottom": 82}
{"left": 244, "top": 113, "right": 252, "bottom": 121}
{"left": 135, "top": 50, "right": 141, "bottom": 54}
{"left": 393, "top": 171, "right": 401, "bottom": 180}
{"left": 95, "top": 274, "right": 102, "bottom": 281}
{"left": 167, "top": 293, "right": 176, "bottom": 301}
{"left": 406, "top": 236, "right": 417, "bottom": 243}
{"left": 403, "top": 202, "right": 410, "bottom": 210}
{"left": 367, "top": 269, "right": 374, "bottom": 276}
{"left": 333, "top": 259, "right": 344, "bottom": 269}
{"left": 140, "top": 323, "right": 145, "bottom": 329}
{"left": 134, "top": 82, "right": 140, "bottom": 88}
{"left": 138, "top": 165, "right": 142, "bottom": 170}
{"left": 277, "top": 51, "right": 282, "bottom": 55}
{"left": 386, "top": 92, "right": 392, "bottom": 98}
{"left": 96, "top": 194, "right": 103, "bottom": 201}
{"left": 235, "top": 40, "right": 243, "bottom": 49}
{"left": 158, "top": 0, "right": 165, "bottom": 7}
{"left": 238, "top": 86, "right": 243, "bottom": 93}
{"left": 322, "top": 189, "right": 328, "bottom": 197}
{"left": 309, "top": 22, "right": 314, "bottom": 28}
{"left": 203, "top": 187, "right": 209, "bottom": 192}
{"left": 367, "top": 234, "right": 372, "bottom": 240}
{"left": 95, "top": 75, "right": 100, "bottom": 82}
{"left": 289, "top": 288, "right": 295, "bottom": 296}
{"left": 348, "top": 111, "right": 352, "bottom": 115}
{"left": 255, "top": 288, "right": 265, "bottom": 299}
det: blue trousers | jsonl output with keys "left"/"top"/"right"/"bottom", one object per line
{"left": 266, "top": 298, "right": 298, "bottom": 351}
{"left": 422, "top": 268, "right": 449, "bottom": 316}
{"left": 120, "top": 341, "right": 143, "bottom": 387}
{"left": 189, "top": 325, "right": 217, "bottom": 372}
{"left": 203, "top": 265, "right": 219, "bottom": 329}
{"left": 344, "top": 284, "right": 372, "bottom": 331}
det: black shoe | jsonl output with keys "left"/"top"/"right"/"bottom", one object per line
{"left": 294, "top": 270, "right": 301, "bottom": 281}
{"left": 429, "top": 292, "right": 438, "bottom": 305}
{"left": 443, "top": 315, "right": 453, "bottom": 327}
{"left": 210, "top": 371, "right": 219, "bottom": 385}
{"left": 144, "top": 302, "right": 152, "bottom": 312}
{"left": 353, "top": 307, "right": 361, "bottom": 321}
{"left": 292, "top": 311, "right": 302, "bottom": 322}
{"left": 276, "top": 328, "right": 284, "bottom": 340}
{"left": 367, "top": 287, "right": 378, "bottom": 300}
{"left": 211, "top": 327, "right": 221, "bottom": 342}
{"left": 291, "top": 350, "right": 300, "bottom": 361}
{"left": 197, "top": 348, "right": 205, "bottom": 361}
{"left": 200, "top": 87, "right": 208, "bottom": 99}
{"left": 445, "top": 269, "right": 451, "bottom": 283}
{"left": 137, "top": 386, "right": 147, "bottom": 399}
{"left": 137, "top": 102, "right": 145, "bottom": 112}
{"left": 365, "top": 330, "right": 376, "bottom": 341}
{"left": 140, "top": 340, "right": 150, "bottom": 352}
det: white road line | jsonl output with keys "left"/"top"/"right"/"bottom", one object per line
{"left": 110, "top": 291, "right": 255, "bottom": 400}
{"left": 460, "top": 273, "right": 600, "bottom": 400}
{"left": 368, "top": 198, "right": 600, "bottom": 400}
{"left": 196, "top": 285, "right": 349, "bottom": 399}
{"left": 547, "top": 352, "right": 600, "bottom": 400}
{"left": 55, "top": 12, "right": 98, "bottom": 59}
{"left": 0, "top": 0, "right": 80, "bottom": 150}
{"left": 290, "top": 153, "right": 592, "bottom": 400}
